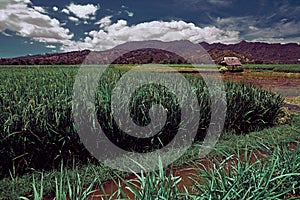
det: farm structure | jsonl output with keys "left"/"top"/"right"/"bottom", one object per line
{"left": 220, "top": 57, "right": 243, "bottom": 72}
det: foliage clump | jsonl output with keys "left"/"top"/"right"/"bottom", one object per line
{"left": 0, "top": 66, "right": 285, "bottom": 177}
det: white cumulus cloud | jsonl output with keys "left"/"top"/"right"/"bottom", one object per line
{"left": 53, "top": 6, "right": 58, "bottom": 12}
{"left": 215, "top": 15, "right": 300, "bottom": 43}
{"left": 61, "top": 8, "right": 70, "bottom": 15}
{"left": 207, "top": 0, "right": 232, "bottom": 6}
{"left": 125, "top": 10, "right": 134, "bottom": 17}
{"left": 68, "top": 16, "right": 79, "bottom": 22}
{"left": 66, "top": 3, "right": 99, "bottom": 19}
{"left": 62, "top": 18, "right": 239, "bottom": 52}
{"left": 95, "top": 16, "right": 112, "bottom": 28}
{"left": 45, "top": 44, "right": 56, "bottom": 49}
{"left": 0, "top": 0, "right": 73, "bottom": 44}
{"left": 33, "top": 6, "right": 46, "bottom": 13}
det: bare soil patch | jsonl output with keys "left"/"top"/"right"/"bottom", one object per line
{"left": 221, "top": 71, "right": 300, "bottom": 97}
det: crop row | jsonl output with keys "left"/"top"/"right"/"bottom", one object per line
{"left": 0, "top": 66, "right": 284, "bottom": 177}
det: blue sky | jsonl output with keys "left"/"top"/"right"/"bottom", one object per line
{"left": 0, "top": 0, "right": 299, "bottom": 57}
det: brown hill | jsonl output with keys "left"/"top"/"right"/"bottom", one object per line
{"left": 0, "top": 50, "right": 91, "bottom": 65}
{"left": 111, "top": 48, "right": 188, "bottom": 64}
{"left": 200, "top": 41, "right": 300, "bottom": 64}
{"left": 0, "top": 40, "right": 204, "bottom": 65}
{"left": 0, "top": 40, "right": 299, "bottom": 65}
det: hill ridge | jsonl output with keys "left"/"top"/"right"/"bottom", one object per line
{"left": 1, "top": 40, "right": 299, "bottom": 65}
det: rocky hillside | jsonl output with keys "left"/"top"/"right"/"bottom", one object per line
{"left": 0, "top": 50, "right": 91, "bottom": 65}
{"left": 0, "top": 40, "right": 299, "bottom": 65}
{"left": 207, "top": 49, "right": 251, "bottom": 64}
{"left": 200, "top": 41, "right": 300, "bottom": 64}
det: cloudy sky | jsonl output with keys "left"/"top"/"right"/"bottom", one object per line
{"left": 0, "top": 0, "right": 299, "bottom": 57}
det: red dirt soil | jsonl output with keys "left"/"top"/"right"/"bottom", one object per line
{"left": 189, "top": 70, "right": 300, "bottom": 97}
{"left": 221, "top": 71, "right": 300, "bottom": 97}
{"left": 87, "top": 140, "right": 299, "bottom": 199}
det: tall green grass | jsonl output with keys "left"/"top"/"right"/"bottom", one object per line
{"left": 0, "top": 114, "right": 298, "bottom": 199}
{"left": 191, "top": 143, "right": 300, "bottom": 199}
{"left": 18, "top": 142, "right": 300, "bottom": 199}
{"left": 115, "top": 158, "right": 183, "bottom": 200}
{"left": 0, "top": 67, "right": 88, "bottom": 177}
{"left": 19, "top": 163, "right": 98, "bottom": 200}
{"left": 0, "top": 66, "right": 285, "bottom": 178}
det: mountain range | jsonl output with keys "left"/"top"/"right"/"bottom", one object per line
{"left": 0, "top": 40, "right": 299, "bottom": 65}
{"left": 200, "top": 41, "right": 300, "bottom": 64}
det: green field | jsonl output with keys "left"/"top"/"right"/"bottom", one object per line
{"left": 0, "top": 65, "right": 299, "bottom": 199}
{"left": 242, "top": 64, "right": 300, "bottom": 73}
{"left": 113, "top": 63, "right": 300, "bottom": 73}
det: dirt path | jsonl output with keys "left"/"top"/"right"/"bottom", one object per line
{"left": 221, "top": 71, "right": 300, "bottom": 97}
